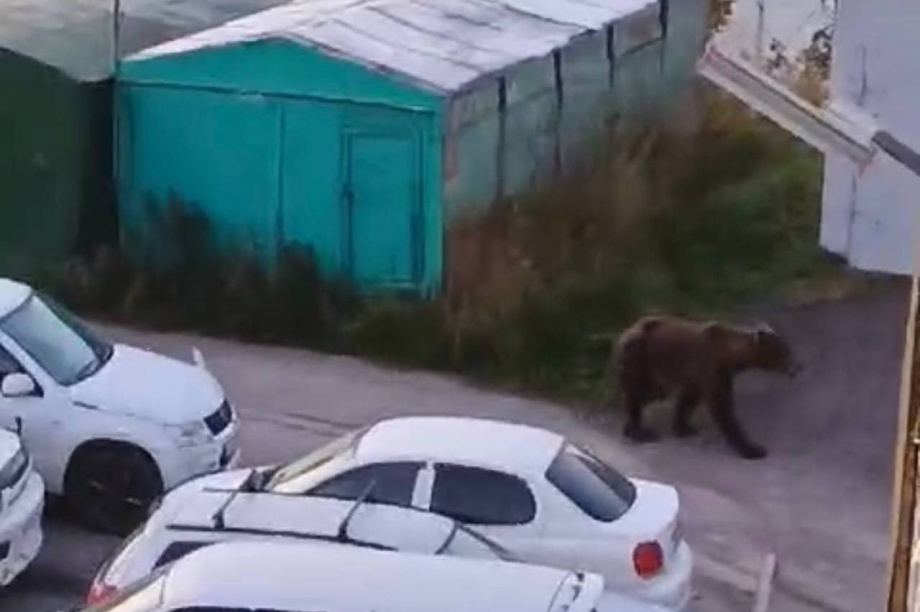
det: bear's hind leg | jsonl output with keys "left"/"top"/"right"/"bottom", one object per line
{"left": 673, "top": 386, "right": 701, "bottom": 437}
{"left": 622, "top": 386, "right": 660, "bottom": 443}
{"left": 709, "top": 375, "right": 767, "bottom": 460}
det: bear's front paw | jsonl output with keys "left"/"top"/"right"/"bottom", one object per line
{"left": 623, "top": 423, "right": 660, "bottom": 443}
{"left": 738, "top": 444, "right": 768, "bottom": 460}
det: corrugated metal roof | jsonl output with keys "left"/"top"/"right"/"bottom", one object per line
{"left": 0, "top": 0, "right": 288, "bottom": 81}
{"left": 130, "top": 0, "right": 659, "bottom": 93}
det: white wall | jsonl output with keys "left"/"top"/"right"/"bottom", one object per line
{"left": 820, "top": 0, "right": 920, "bottom": 275}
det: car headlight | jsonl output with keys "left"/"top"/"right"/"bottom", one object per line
{"left": 0, "top": 448, "right": 28, "bottom": 511}
{"left": 0, "top": 448, "right": 27, "bottom": 490}
{"left": 171, "top": 421, "right": 212, "bottom": 448}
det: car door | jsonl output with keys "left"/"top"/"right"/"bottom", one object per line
{"left": 425, "top": 463, "right": 544, "bottom": 557}
{"left": 0, "top": 336, "right": 64, "bottom": 478}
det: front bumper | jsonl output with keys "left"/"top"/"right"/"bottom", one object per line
{"left": 160, "top": 418, "right": 241, "bottom": 491}
{"left": 0, "top": 472, "right": 44, "bottom": 587}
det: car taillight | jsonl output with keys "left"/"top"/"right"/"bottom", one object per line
{"left": 86, "top": 581, "right": 118, "bottom": 607}
{"left": 632, "top": 541, "right": 664, "bottom": 579}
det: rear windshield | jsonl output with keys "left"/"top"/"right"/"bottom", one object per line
{"left": 546, "top": 444, "right": 637, "bottom": 522}
{"left": 154, "top": 541, "right": 212, "bottom": 569}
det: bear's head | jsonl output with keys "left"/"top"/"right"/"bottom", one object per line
{"left": 753, "top": 323, "right": 802, "bottom": 377}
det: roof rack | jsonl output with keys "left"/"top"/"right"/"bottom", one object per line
{"left": 170, "top": 476, "right": 386, "bottom": 549}
{"left": 196, "top": 481, "right": 517, "bottom": 561}
{"left": 166, "top": 522, "right": 395, "bottom": 552}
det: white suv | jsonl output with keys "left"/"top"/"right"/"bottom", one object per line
{"left": 0, "top": 278, "right": 240, "bottom": 534}
{"left": 0, "top": 427, "right": 44, "bottom": 586}
{"left": 79, "top": 539, "right": 678, "bottom": 612}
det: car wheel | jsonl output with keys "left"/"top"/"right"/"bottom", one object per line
{"left": 65, "top": 443, "right": 163, "bottom": 536}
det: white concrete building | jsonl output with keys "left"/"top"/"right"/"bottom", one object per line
{"left": 702, "top": 0, "right": 920, "bottom": 276}
{"left": 819, "top": 0, "right": 920, "bottom": 275}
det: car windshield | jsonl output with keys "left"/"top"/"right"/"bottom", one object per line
{"left": 0, "top": 293, "right": 113, "bottom": 386}
{"left": 546, "top": 443, "right": 637, "bottom": 522}
{"left": 265, "top": 426, "right": 368, "bottom": 490}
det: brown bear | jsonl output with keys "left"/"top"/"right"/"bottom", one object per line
{"left": 610, "top": 315, "right": 801, "bottom": 459}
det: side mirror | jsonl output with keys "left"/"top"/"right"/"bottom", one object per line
{"left": 2, "top": 373, "right": 36, "bottom": 398}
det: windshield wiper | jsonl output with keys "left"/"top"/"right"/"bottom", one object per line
{"left": 258, "top": 464, "right": 284, "bottom": 491}
{"left": 336, "top": 478, "right": 378, "bottom": 542}
{"left": 455, "top": 523, "right": 518, "bottom": 561}
{"left": 212, "top": 468, "right": 260, "bottom": 529}
{"left": 69, "top": 358, "right": 103, "bottom": 385}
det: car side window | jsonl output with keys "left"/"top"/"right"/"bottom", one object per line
{"left": 430, "top": 464, "right": 536, "bottom": 526}
{"left": 154, "top": 541, "right": 213, "bottom": 569}
{"left": 307, "top": 462, "right": 422, "bottom": 507}
{"left": 0, "top": 344, "right": 24, "bottom": 378}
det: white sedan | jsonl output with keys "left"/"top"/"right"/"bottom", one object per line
{"left": 0, "top": 278, "right": 240, "bottom": 535}
{"left": 78, "top": 539, "right": 678, "bottom": 612}
{"left": 155, "top": 416, "right": 693, "bottom": 609}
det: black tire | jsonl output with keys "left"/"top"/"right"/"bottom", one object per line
{"left": 64, "top": 443, "right": 163, "bottom": 536}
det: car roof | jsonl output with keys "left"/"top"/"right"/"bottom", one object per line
{"left": 356, "top": 416, "right": 565, "bottom": 476}
{"left": 162, "top": 539, "right": 589, "bottom": 612}
{"left": 0, "top": 278, "right": 31, "bottom": 319}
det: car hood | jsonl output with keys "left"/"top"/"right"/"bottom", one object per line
{"left": 68, "top": 344, "right": 225, "bottom": 425}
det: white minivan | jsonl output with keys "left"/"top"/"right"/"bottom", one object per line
{"left": 0, "top": 278, "right": 240, "bottom": 534}
{"left": 78, "top": 539, "right": 679, "bottom": 612}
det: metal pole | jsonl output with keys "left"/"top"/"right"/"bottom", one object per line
{"left": 888, "top": 277, "right": 920, "bottom": 612}
{"left": 755, "top": 0, "right": 766, "bottom": 66}
{"left": 112, "top": 0, "right": 121, "bottom": 74}
{"left": 112, "top": 0, "right": 122, "bottom": 240}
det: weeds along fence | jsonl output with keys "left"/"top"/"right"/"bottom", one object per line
{"left": 46, "top": 83, "right": 840, "bottom": 401}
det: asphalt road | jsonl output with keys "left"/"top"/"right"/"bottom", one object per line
{"left": 0, "top": 277, "right": 908, "bottom": 612}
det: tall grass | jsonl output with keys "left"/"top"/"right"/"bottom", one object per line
{"left": 347, "top": 85, "right": 850, "bottom": 400}
{"left": 46, "top": 84, "right": 850, "bottom": 403}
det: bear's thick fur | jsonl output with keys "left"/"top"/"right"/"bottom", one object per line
{"left": 611, "top": 315, "right": 801, "bottom": 459}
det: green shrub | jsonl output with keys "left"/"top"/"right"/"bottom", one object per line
{"left": 342, "top": 85, "right": 855, "bottom": 400}
{"left": 46, "top": 197, "right": 361, "bottom": 352}
{"left": 44, "top": 84, "right": 860, "bottom": 404}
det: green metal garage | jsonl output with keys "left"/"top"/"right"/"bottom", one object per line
{"left": 117, "top": 0, "right": 708, "bottom": 295}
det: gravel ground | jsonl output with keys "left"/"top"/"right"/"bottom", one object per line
{"left": 0, "top": 278, "right": 907, "bottom": 612}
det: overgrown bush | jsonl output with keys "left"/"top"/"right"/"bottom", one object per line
{"left": 46, "top": 84, "right": 856, "bottom": 403}
{"left": 345, "top": 84, "right": 853, "bottom": 400}
{"left": 47, "top": 194, "right": 361, "bottom": 351}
